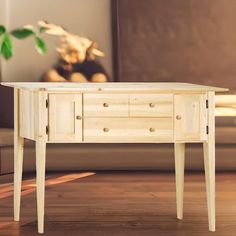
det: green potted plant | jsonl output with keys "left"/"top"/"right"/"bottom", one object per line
{"left": 0, "top": 23, "right": 46, "bottom": 60}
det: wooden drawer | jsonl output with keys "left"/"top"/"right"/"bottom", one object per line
{"left": 83, "top": 94, "right": 129, "bottom": 117}
{"left": 84, "top": 118, "right": 173, "bottom": 142}
{"left": 130, "top": 94, "right": 173, "bottom": 117}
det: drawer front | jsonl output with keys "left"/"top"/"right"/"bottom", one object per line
{"left": 84, "top": 94, "right": 129, "bottom": 117}
{"left": 130, "top": 94, "right": 173, "bottom": 117}
{"left": 84, "top": 118, "right": 173, "bottom": 142}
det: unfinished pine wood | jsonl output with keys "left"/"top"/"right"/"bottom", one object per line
{"left": 49, "top": 94, "right": 82, "bottom": 142}
{"left": 203, "top": 92, "right": 216, "bottom": 232}
{"left": 174, "top": 94, "right": 207, "bottom": 141}
{"left": 174, "top": 143, "right": 185, "bottom": 220}
{"left": 19, "top": 90, "right": 36, "bottom": 140}
{"left": 1, "top": 82, "right": 227, "bottom": 234}
{"left": 130, "top": 94, "right": 173, "bottom": 117}
{"left": 34, "top": 91, "right": 48, "bottom": 234}
{"left": 1, "top": 82, "right": 228, "bottom": 92}
{"left": 83, "top": 93, "right": 129, "bottom": 117}
{"left": 13, "top": 88, "right": 24, "bottom": 222}
{"left": 84, "top": 117, "right": 173, "bottom": 142}
{"left": 36, "top": 139, "right": 46, "bottom": 234}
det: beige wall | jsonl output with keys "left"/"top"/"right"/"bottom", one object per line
{"left": 0, "top": 0, "right": 113, "bottom": 82}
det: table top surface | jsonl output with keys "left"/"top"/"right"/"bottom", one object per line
{"left": 1, "top": 82, "right": 228, "bottom": 92}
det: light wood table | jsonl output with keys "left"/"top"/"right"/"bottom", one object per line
{"left": 1, "top": 82, "right": 227, "bottom": 233}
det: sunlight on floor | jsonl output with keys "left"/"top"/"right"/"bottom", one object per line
{"left": 0, "top": 172, "right": 96, "bottom": 200}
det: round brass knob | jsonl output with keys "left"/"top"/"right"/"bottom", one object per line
{"left": 176, "top": 115, "right": 181, "bottom": 120}
{"left": 149, "top": 103, "right": 155, "bottom": 108}
{"left": 149, "top": 128, "right": 155, "bottom": 132}
{"left": 103, "top": 103, "right": 109, "bottom": 107}
{"left": 103, "top": 128, "right": 109, "bottom": 132}
{"left": 76, "top": 115, "right": 82, "bottom": 120}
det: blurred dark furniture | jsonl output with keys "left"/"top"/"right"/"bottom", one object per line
{"left": 112, "top": 0, "right": 236, "bottom": 87}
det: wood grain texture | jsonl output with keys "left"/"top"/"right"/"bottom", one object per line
{"left": 174, "top": 143, "right": 185, "bottom": 220}
{"left": 2, "top": 83, "right": 223, "bottom": 233}
{"left": 84, "top": 117, "right": 173, "bottom": 142}
{"left": 130, "top": 94, "right": 173, "bottom": 117}
{"left": 84, "top": 93, "right": 129, "bottom": 117}
{"left": 203, "top": 91, "right": 216, "bottom": 232}
{"left": 34, "top": 91, "right": 48, "bottom": 233}
{"left": 36, "top": 140, "right": 46, "bottom": 234}
{"left": 1, "top": 82, "right": 227, "bottom": 92}
{"left": 13, "top": 88, "right": 24, "bottom": 222}
{"left": 174, "top": 94, "right": 207, "bottom": 141}
{"left": 49, "top": 94, "right": 82, "bottom": 142}
{"left": 0, "top": 172, "right": 235, "bottom": 236}
{"left": 19, "top": 90, "right": 36, "bottom": 140}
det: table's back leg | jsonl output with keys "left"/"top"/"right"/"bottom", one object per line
{"left": 203, "top": 91, "right": 215, "bottom": 232}
{"left": 14, "top": 88, "right": 24, "bottom": 221}
{"left": 174, "top": 143, "right": 185, "bottom": 220}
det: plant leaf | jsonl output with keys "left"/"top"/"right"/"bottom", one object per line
{"left": 11, "top": 28, "right": 35, "bottom": 39}
{"left": 0, "top": 33, "right": 13, "bottom": 60}
{"left": 35, "top": 36, "right": 46, "bottom": 54}
{"left": 0, "top": 25, "right": 6, "bottom": 35}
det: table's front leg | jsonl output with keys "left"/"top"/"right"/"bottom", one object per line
{"left": 174, "top": 143, "right": 185, "bottom": 220}
{"left": 36, "top": 139, "right": 46, "bottom": 234}
{"left": 203, "top": 92, "right": 215, "bottom": 232}
{"left": 35, "top": 91, "right": 48, "bottom": 234}
{"left": 14, "top": 89, "right": 24, "bottom": 221}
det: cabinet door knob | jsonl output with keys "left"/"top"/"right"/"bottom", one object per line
{"left": 76, "top": 115, "right": 82, "bottom": 120}
{"left": 103, "top": 128, "right": 109, "bottom": 132}
{"left": 103, "top": 103, "right": 109, "bottom": 107}
{"left": 176, "top": 115, "right": 181, "bottom": 120}
{"left": 149, "top": 128, "right": 155, "bottom": 132}
{"left": 149, "top": 103, "right": 155, "bottom": 108}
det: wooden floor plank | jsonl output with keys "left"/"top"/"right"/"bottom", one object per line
{"left": 0, "top": 171, "right": 236, "bottom": 236}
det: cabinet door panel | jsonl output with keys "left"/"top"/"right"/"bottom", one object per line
{"left": 49, "top": 94, "right": 82, "bottom": 142}
{"left": 175, "top": 94, "right": 207, "bottom": 141}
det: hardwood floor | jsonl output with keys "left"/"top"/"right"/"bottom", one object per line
{"left": 0, "top": 171, "right": 236, "bottom": 236}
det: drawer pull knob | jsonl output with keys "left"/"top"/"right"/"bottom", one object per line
{"left": 149, "top": 128, "right": 155, "bottom": 132}
{"left": 103, "top": 103, "right": 109, "bottom": 107}
{"left": 103, "top": 128, "right": 109, "bottom": 132}
{"left": 76, "top": 115, "right": 82, "bottom": 120}
{"left": 149, "top": 103, "right": 155, "bottom": 108}
{"left": 176, "top": 115, "right": 181, "bottom": 120}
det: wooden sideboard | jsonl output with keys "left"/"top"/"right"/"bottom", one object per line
{"left": 1, "top": 82, "right": 227, "bottom": 233}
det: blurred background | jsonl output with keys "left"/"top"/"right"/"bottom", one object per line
{"left": 0, "top": 0, "right": 236, "bottom": 175}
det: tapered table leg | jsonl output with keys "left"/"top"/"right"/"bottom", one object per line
{"left": 203, "top": 141, "right": 215, "bottom": 232}
{"left": 174, "top": 143, "right": 185, "bottom": 220}
{"left": 204, "top": 91, "right": 215, "bottom": 232}
{"left": 36, "top": 139, "right": 46, "bottom": 234}
{"left": 14, "top": 88, "right": 24, "bottom": 221}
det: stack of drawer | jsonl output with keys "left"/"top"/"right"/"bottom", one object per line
{"left": 83, "top": 94, "right": 174, "bottom": 142}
